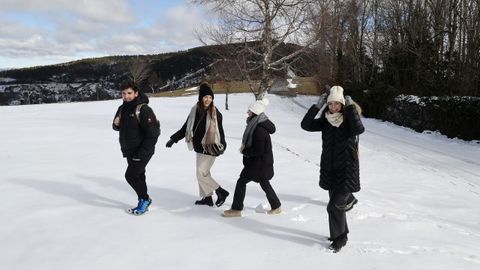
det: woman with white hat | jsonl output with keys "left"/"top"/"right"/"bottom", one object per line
{"left": 223, "top": 98, "right": 282, "bottom": 217}
{"left": 301, "top": 85, "right": 365, "bottom": 252}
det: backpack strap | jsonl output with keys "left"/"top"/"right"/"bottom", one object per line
{"left": 135, "top": 103, "right": 147, "bottom": 122}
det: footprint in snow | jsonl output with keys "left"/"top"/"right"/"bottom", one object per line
{"left": 464, "top": 255, "right": 480, "bottom": 264}
{"left": 290, "top": 214, "right": 310, "bottom": 222}
{"left": 169, "top": 206, "right": 192, "bottom": 213}
{"left": 291, "top": 204, "right": 308, "bottom": 211}
{"left": 356, "top": 212, "right": 383, "bottom": 220}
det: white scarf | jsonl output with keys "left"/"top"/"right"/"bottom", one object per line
{"left": 325, "top": 111, "right": 344, "bottom": 127}
{"left": 185, "top": 104, "right": 223, "bottom": 155}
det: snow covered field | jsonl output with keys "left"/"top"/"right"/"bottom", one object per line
{"left": 1, "top": 94, "right": 479, "bottom": 270}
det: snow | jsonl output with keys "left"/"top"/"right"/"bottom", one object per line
{"left": 0, "top": 77, "right": 16, "bottom": 83}
{"left": 1, "top": 94, "right": 479, "bottom": 269}
{"left": 396, "top": 94, "right": 480, "bottom": 104}
{"left": 185, "top": 86, "right": 198, "bottom": 92}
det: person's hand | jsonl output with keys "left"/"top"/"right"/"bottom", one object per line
{"left": 113, "top": 116, "right": 120, "bottom": 127}
{"left": 315, "top": 93, "right": 327, "bottom": 109}
{"left": 324, "top": 85, "right": 331, "bottom": 95}
{"left": 345, "top": 95, "right": 353, "bottom": 106}
{"left": 165, "top": 139, "right": 175, "bottom": 148}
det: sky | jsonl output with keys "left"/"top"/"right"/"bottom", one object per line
{"left": 1, "top": 93, "right": 479, "bottom": 269}
{"left": 0, "top": 0, "right": 210, "bottom": 69}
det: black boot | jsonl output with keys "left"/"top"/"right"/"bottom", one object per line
{"left": 195, "top": 196, "right": 213, "bottom": 206}
{"left": 345, "top": 194, "right": 358, "bottom": 212}
{"left": 215, "top": 187, "right": 230, "bottom": 207}
{"left": 329, "top": 234, "right": 348, "bottom": 253}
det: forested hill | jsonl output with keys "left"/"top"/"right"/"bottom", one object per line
{"left": 0, "top": 42, "right": 308, "bottom": 106}
{"left": 0, "top": 45, "right": 218, "bottom": 96}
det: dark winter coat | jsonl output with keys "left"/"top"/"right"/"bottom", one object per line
{"left": 113, "top": 92, "right": 160, "bottom": 160}
{"left": 240, "top": 119, "right": 276, "bottom": 182}
{"left": 170, "top": 106, "right": 227, "bottom": 156}
{"left": 301, "top": 104, "right": 364, "bottom": 192}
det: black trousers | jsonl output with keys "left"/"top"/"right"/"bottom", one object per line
{"left": 326, "top": 191, "right": 352, "bottom": 240}
{"left": 125, "top": 156, "right": 152, "bottom": 200}
{"left": 231, "top": 178, "right": 281, "bottom": 211}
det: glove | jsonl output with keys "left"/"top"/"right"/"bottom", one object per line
{"left": 324, "top": 85, "right": 331, "bottom": 95}
{"left": 165, "top": 139, "right": 175, "bottom": 148}
{"left": 345, "top": 95, "right": 353, "bottom": 106}
{"left": 315, "top": 93, "right": 327, "bottom": 109}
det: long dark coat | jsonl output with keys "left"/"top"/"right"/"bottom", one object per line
{"left": 301, "top": 104, "right": 364, "bottom": 193}
{"left": 240, "top": 119, "right": 276, "bottom": 182}
{"left": 170, "top": 105, "right": 227, "bottom": 156}
{"left": 112, "top": 92, "right": 160, "bottom": 160}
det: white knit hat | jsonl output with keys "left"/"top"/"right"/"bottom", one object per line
{"left": 248, "top": 98, "right": 270, "bottom": 115}
{"left": 327, "top": 85, "right": 345, "bottom": 105}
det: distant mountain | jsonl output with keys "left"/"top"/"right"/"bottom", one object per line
{"left": 0, "top": 42, "right": 312, "bottom": 106}
{"left": 0, "top": 46, "right": 212, "bottom": 105}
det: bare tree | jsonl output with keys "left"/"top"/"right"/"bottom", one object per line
{"left": 195, "top": 0, "right": 479, "bottom": 97}
{"left": 192, "top": 0, "right": 319, "bottom": 99}
{"left": 128, "top": 57, "right": 151, "bottom": 87}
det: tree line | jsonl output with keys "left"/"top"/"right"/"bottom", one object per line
{"left": 194, "top": 0, "right": 480, "bottom": 98}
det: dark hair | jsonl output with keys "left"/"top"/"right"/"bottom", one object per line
{"left": 197, "top": 100, "right": 215, "bottom": 116}
{"left": 120, "top": 80, "right": 139, "bottom": 92}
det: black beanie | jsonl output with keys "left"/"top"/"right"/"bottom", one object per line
{"left": 198, "top": 83, "right": 214, "bottom": 101}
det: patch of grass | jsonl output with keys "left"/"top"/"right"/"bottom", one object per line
{"left": 149, "top": 77, "right": 321, "bottom": 98}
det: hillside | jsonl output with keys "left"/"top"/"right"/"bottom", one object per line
{"left": 0, "top": 46, "right": 215, "bottom": 105}
{"left": 0, "top": 43, "right": 310, "bottom": 106}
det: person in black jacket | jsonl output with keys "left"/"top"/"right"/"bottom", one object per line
{"left": 301, "top": 85, "right": 364, "bottom": 252}
{"left": 223, "top": 98, "right": 282, "bottom": 217}
{"left": 112, "top": 80, "right": 160, "bottom": 215}
{"left": 165, "top": 83, "right": 229, "bottom": 207}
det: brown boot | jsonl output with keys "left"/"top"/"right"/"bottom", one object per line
{"left": 267, "top": 207, "right": 282, "bottom": 215}
{"left": 223, "top": 209, "right": 242, "bottom": 217}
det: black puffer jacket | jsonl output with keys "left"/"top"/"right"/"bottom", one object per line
{"left": 170, "top": 105, "right": 227, "bottom": 156}
{"left": 301, "top": 104, "right": 364, "bottom": 192}
{"left": 240, "top": 119, "right": 276, "bottom": 182}
{"left": 113, "top": 93, "right": 160, "bottom": 160}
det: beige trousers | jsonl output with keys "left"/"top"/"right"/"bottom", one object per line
{"left": 196, "top": 153, "right": 220, "bottom": 197}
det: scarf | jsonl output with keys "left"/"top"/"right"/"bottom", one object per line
{"left": 240, "top": 113, "right": 268, "bottom": 153}
{"left": 185, "top": 104, "right": 224, "bottom": 155}
{"left": 325, "top": 111, "right": 344, "bottom": 127}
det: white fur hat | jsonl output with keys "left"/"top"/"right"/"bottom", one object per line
{"left": 248, "top": 98, "right": 270, "bottom": 115}
{"left": 327, "top": 85, "right": 345, "bottom": 105}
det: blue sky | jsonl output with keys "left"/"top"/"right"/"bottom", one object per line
{"left": 0, "top": 0, "right": 209, "bottom": 69}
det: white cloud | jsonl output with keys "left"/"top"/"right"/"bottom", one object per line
{"left": 1, "top": 0, "right": 135, "bottom": 24}
{"left": 146, "top": 5, "right": 206, "bottom": 49}
{"left": 0, "top": 1, "right": 211, "bottom": 68}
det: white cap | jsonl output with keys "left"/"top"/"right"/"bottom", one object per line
{"left": 248, "top": 98, "right": 270, "bottom": 115}
{"left": 327, "top": 85, "right": 345, "bottom": 105}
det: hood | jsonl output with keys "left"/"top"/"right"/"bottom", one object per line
{"left": 258, "top": 119, "right": 276, "bottom": 134}
{"left": 135, "top": 92, "right": 149, "bottom": 105}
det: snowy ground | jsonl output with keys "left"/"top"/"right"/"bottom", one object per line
{"left": 1, "top": 94, "right": 479, "bottom": 270}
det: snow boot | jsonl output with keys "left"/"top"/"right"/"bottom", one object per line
{"left": 215, "top": 187, "right": 229, "bottom": 207}
{"left": 267, "top": 207, "right": 282, "bottom": 215}
{"left": 223, "top": 209, "right": 242, "bottom": 217}
{"left": 131, "top": 198, "right": 152, "bottom": 216}
{"left": 195, "top": 196, "right": 214, "bottom": 206}
{"left": 335, "top": 194, "right": 358, "bottom": 212}
{"left": 329, "top": 234, "right": 348, "bottom": 253}
{"left": 345, "top": 195, "right": 358, "bottom": 212}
